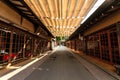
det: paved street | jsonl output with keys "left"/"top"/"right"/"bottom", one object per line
{"left": 25, "top": 47, "right": 97, "bottom": 80}
{"left": 7, "top": 46, "right": 117, "bottom": 80}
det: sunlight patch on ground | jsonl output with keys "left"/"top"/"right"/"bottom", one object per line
{"left": 0, "top": 53, "right": 48, "bottom": 80}
{"left": 6, "top": 66, "right": 21, "bottom": 69}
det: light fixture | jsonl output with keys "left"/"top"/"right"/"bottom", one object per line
{"left": 111, "top": 6, "right": 114, "bottom": 9}
{"left": 81, "top": 0, "right": 105, "bottom": 24}
{"left": 25, "top": 0, "right": 105, "bottom": 37}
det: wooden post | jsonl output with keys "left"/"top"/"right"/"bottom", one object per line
{"left": 83, "top": 37, "right": 87, "bottom": 54}
{"left": 49, "top": 38, "right": 52, "bottom": 50}
{"left": 116, "top": 23, "right": 120, "bottom": 60}
{"left": 71, "top": 40, "right": 73, "bottom": 49}
{"left": 93, "top": 35, "right": 95, "bottom": 57}
{"left": 50, "top": 41, "right": 52, "bottom": 50}
{"left": 31, "top": 37, "right": 35, "bottom": 58}
{"left": 107, "top": 30, "right": 113, "bottom": 64}
{"left": 7, "top": 30, "right": 13, "bottom": 67}
{"left": 99, "top": 33, "right": 102, "bottom": 60}
{"left": 23, "top": 33, "right": 26, "bottom": 59}
{"left": 76, "top": 39, "right": 79, "bottom": 51}
{"left": 74, "top": 39, "right": 76, "bottom": 51}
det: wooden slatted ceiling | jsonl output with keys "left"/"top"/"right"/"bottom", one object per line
{"left": 24, "top": 0, "right": 98, "bottom": 37}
